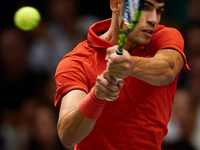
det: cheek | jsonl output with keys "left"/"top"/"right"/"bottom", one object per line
{"left": 130, "top": 25, "right": 140, "bottom": 36}
{"left": 128, "top": 29, "right": 151, "bottom": 46}
{"left": 129, "top": 24, "right": 142, "bottom": 39}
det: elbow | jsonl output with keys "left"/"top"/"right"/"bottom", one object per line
{"left": 166, "top": 72, "right": 175, "bottom": 84}
{"left": 59, "top": 133, "right": 76, "bottom": 148}
{"left": 158, "top": 71, "right": 175, "bottom": 86}
{"left": 60, "top": 137, "right": 76, "bottom": 149}
{"left": 57, "top": 122, "right": 76, "bottom": 148}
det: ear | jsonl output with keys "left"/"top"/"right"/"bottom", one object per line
{"left": 110, "top": 0, "right": 122, "bottom": 15}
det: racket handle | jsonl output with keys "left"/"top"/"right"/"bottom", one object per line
{"left": 116, "top": 47, "right": 123, "bottom": 55}
{"left": 113, "top": 76, "right": 119, "bottom": 85}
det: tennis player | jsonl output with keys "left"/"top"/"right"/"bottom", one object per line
{"left": 54, "top": 0, "right": 190, "bottom": 149}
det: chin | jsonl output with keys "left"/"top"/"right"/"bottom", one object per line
{"left": 136, "top": 39, "right": 150, "bottom": 46}
{"left": 129, "top": 35, "right": 151, "bottom": 46}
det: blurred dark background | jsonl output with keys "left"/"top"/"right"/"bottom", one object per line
{"left": 0, "top": 0, "right": 111, "bottom": 32}
{"left": 0, "top": 0, "right": 200, "bottom": 150}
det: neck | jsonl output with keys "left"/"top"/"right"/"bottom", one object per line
{"left": 100, "top": 14, "right": 119, "bottom": 45}
{"left": 124, "top": 38, "right": 137, "bottom": 51}
{"left": 100, "top": 14, "right": 137, "bottom": 51}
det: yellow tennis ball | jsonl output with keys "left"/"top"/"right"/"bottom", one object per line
{"left": 14, "top": 6, "right": 41, "bottom": 31}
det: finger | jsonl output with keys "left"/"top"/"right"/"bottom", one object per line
{"left": 107, "top": 63, "right": 123, "bottom": 79}
{"left": 96, "top": 75, "right": 120, "bottom": 100}
{"left": 95, "top": 81, "right": 119, "bottom": 101}
{"left": 106, "top": 45, "right": 118, "bottom": 60}
{"left": 107, "top": 45, "right": 118, "bottom": 55}
{"left": 110, "top": 49, "right": 130, "bottom": 64}
{"left": 103, "top": 70, "right": 118, "bottom": 85}
{"left": 97, "top": 75, "right": 119, "bottom": 92}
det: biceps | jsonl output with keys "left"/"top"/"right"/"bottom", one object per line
{"left": 59, "top": 90, "right": 87, "bottom": 120}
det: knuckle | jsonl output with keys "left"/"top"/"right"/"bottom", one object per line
{"left": 123, "top": 63, "right": 130, "bottom": 69}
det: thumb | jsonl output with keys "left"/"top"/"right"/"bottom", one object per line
{"left": 106, "top": 45, "right": 118, "bottom": 60}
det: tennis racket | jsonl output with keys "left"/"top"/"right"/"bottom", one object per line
{"left": 116, "top": 0, "right": 144, "bottom": 55}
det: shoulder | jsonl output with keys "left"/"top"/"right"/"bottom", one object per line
{"left": 68, "top": 40, "right": 97, "bottom": 59}
{"left": 153, "top": 25, "right": 183, "bottom": 41}
{"left": 55, "top": 41, "right": 97, "bottom": 74}
{"left": 152, "top": 25, "right": 184, "bottom": 48}
{"left": 146, "top": 25, "right": 184, "bottom": 56}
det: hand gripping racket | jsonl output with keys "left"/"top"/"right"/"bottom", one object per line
{"left": 105, "top": 0, "right": 144, "bottom": 101}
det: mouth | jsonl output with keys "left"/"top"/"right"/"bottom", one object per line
{"left": 142, "top": 29, "right": 154, "bottom": 36}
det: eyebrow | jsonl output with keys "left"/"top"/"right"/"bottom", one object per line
{"left": 144, "top": 0, "right": 165, "bottom": 9}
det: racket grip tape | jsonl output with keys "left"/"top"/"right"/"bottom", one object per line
{"left": 116, "top": 47, "right": 123, "bottom": 55}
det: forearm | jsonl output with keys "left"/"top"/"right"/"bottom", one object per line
{"left": 57, "top": 71, "right": 123, "bottom": 148}
{"left": 132, "top": 56, "right": 176, "bottom": 86}
{"left": 57, "top": 89, "right": 98, "bottom": 148}
{"left": 57, "top": 76, "right": 116, "bottom": 148}
{"left": 58, "top": 106, "right": 96, "bottom": 148}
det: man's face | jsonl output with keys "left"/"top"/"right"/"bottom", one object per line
{"left": 128, "top": 0, "right": 165, "bottom": 46}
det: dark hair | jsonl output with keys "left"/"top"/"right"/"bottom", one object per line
{"left": 157, "top": 0, "right": 165, "bottom": 3}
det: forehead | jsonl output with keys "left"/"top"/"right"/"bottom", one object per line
{"left": 144, "top": 0, "right": 165, "bottom": 7}
{"left": 145, "top": 0, "right": 165, "bottom": 3}
{"left": 146, "top": 0, "right": 165, "bottom": 3}
{"left": 156, "top": 0, "right": 165, "bottom": 3}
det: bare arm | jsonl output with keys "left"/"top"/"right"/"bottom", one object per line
{"left": 107, "top": 46, "right": 183, "bottom": 86}
{"left": 57, "top": 89, "right": 95, "bottom": 148}
{"left": 131, "top": 49, "right": 183, "bottom": 85}
{"left": 57, "top": 70, "right": 124, "bottom": 148}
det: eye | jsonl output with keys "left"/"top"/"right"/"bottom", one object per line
{"left": 143, "top": 4, "right": 150, "bottom": 11}
{"left": 157, "top": 8, "right": 164, "bottom": 14}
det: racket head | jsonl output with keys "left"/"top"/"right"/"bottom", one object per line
{"left": 117, "top": 0, "right": 144, "bottom": 55}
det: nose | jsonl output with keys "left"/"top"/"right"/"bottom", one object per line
{"left": 147, "top": 10, "right": 158, "bottom": 25}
